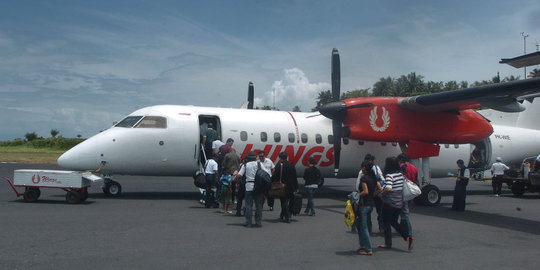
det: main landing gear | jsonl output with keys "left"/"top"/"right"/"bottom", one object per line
{"left": 410, "top": 156, "right": 442, "bottom": 207}
{"left": 102, "top": 178, "right": 122, "bottom": 197}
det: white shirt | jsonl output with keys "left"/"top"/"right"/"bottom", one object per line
{"left": 258, "top": 158, "right": 275, "bottom": 176}
{"left": 238, "top": 161, "right": 258, "bottom": 192}
{"left": 212, "top": 140, "right": 225, "bottom": 153}
{"left": 536, "top": 154, "right": 540, "bottom": 162}
{"left": 205, "top": 159, "right": 218, "bottom": 174}
{"left": 491, "top": 162, "right": 509, "bottom": 176}
{"left": 457, "top": 168, "right": 470, "bottom": 178}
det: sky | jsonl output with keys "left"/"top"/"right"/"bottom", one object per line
{"left": 0, "top": 0, "right": 539, "bottom": 140}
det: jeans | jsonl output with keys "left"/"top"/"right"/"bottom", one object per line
{"left": 304, "top": 188, "right": 315, "bottom": 214}
{"left": 400, "top": 200, "right": 412, "bottom": 237}
{"left": 245, "top": 191, "right": 263, "bottom": 226}
{"left": 357, "top": 205, "right": 373, "bottom": 252}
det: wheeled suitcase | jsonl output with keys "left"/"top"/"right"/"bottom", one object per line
{"left": 292, "top": 193, "right": 303, "bottom": 215}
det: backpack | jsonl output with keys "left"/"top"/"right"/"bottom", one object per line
{"left": 253, "top": 161, "right": 272, "bottom": 195}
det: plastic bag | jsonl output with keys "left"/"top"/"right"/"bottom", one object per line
{"left": 344, "top": 200, "right": 355, "bottom": 228}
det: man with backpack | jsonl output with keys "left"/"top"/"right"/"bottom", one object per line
{"left": 237, "top": 151, "right": 264, "bottom": 228}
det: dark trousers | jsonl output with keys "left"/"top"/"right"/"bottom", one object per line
{"left": 452, "top": 179, "right": 468, "bottom": 211}
{"left": 267, "top": 197, "right": 274, "bottom": 208}
{"left": 382, "top": 204, "right": 408, "bottom": 247}
{"left": 205, "top": 174, "right": 218, "bottom": 207}
{"left": 279, "top": 193, "right": 294, "bottom": 221}
{"left": 373, "top": 195, "right": 384, "bottom": 231}
{"left": 492, "top": 175, "right": 504, "bottom": 195}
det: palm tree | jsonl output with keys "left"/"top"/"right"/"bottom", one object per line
{"left": 529, "top": 68, "right": 540, "bottom": 78}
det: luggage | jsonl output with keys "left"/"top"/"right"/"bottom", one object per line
{"left": 193, "top": 172, "right": 206, "bottom": 189}
{"left": 292, "top": 193, "right": 303, "bottom": 215}
{"left": 253, "top": 162, "right": 271, "bottom": 195}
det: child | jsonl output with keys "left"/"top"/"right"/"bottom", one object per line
{"left": 220, "top": 168, "right": 233, "bottom": 214}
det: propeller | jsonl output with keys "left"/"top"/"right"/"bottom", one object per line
{"left": 324, "top": 48, "right": 344, "bottom": 176}
{"left": 248, "top": 82, "right": 254, "bottom": 109}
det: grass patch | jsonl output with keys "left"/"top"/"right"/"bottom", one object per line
{"left": 0, "top": 146, "right": 65, "bottom": 164}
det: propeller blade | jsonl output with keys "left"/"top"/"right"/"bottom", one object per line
{"left": 248, "top": 82, "right": 254, "bottom": 109}
{"left": 331, "top": 48, "right": 341, "bottom": 102}
{"left": 330, "top": 48, "right": 342, "bottom": 176}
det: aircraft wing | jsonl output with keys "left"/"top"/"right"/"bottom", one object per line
{"left": 397, "top": 77, "right": 540, "bottom": 113}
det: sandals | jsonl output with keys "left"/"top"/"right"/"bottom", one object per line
{"left": 358, "top": 251, "right": 373, "bottom": 255}
{"left": 377, "top": 244, "right": 391, "bottom": 249}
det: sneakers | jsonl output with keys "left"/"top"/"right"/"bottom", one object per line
{"left": 269, "top": 206, "right": 273, "bottom": 211}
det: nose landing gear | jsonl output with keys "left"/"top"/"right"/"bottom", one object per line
{"left": 102, "top": 179, "right": 122, "bottom": 197}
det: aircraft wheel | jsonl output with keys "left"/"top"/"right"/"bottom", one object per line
{"left": 66, "top": 190, "right": 81, "bottom": 204}
{"left": 23, "top": 188, "right": 39, "bottom": 202}
{"left": 511, "top": 181, "right": 525, "bottom": 197}
{"left": 104, "top": 181, "right": 122, "bottom": 197}
{"left": 420, "top": 185, "right": 441, "bottom": 206}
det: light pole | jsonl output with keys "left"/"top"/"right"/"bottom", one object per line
{"left": 521, "top": 32, "right": 529, "bottom": 79}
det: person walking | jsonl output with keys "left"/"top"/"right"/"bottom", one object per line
{"left": 356, "top": 161, "right": 382, "bottom": 255}
{"left": 257, "top": 151, "right": 275, "bottom": 210}
{"left": 452, "top": 159, "right": 470, "bottom": 211}
{"left": 204, "top": 153, "right": 220, "bottom": 208}
{"left": 378, "top": 157, "right": 411, "bottom": 251}
{"left": 354, "top": 154, "right": 384, "bottom": 233}
{"left": 272, "top": 152, "right": 298, "bottom": 223}
{"left": 490, "top": 157, "right": 509, "bottom": 197}
{"left": 398, "top": 153, "right": 417, "bottom": 248}
{"left": 237, "top": 151, "right": 263, "bottom": 227}
{"left": 302, "top": 157, "right": 321, "bottom": 216}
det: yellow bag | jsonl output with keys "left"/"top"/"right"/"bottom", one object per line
{"left": 344, "top": 200, "right": 355, "bottom": 228}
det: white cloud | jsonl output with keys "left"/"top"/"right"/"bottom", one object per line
{"left": 256, "top": 68, "right": 330, "bottom": 111}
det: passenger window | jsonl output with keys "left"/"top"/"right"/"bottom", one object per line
{"left": 343, "top": 138, "right": 349, "bottom": 145}
{"left": 261, "top": 132, "right": 267, "bottom": 142}
{"left": 274, "top": 132, "right": 281, "bottom": 143}
{"left": 288, "top": 133, "right": 295, "bottom": 143}
{"left": 358, "top": 141, "right": 365, "bottom": 145}
{"left": 381, "top": 142, "right": 387, "bottom": 146}
{"left": 115, "top": 116, "right": 143, "bottom": 128}
{"left": 328, "top": 135, "right": 334, "bottom": 144}
{"left": 240, "top": 131, "right": 248, "bottom": 141}
{"left": 315, "top": 134, "right": 322, "bottom": 144}
{"left": 445, "top": 144, "right": 450, "bottom": 148}
{"left": 134, "top": 116, "right": 167, "bottom": 128}
{"left": 301, "top": 133, "right": 308, "bottom": 144}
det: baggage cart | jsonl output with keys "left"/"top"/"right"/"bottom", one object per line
{"left": 2, "top": 169, "right": 103, "bottom": 204}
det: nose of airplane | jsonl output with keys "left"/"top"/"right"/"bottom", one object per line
{"left": 57, "top": 137, "right": 100, "bottom": 170}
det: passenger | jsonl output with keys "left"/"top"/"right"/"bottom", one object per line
{"left": 272, "top": 152, "right": 298, "bottom": 223}
{"left": 224, "top": 148, "right": 241, "bottom": 203}
{"left": 234, "top": 157, "right": 247, "bottom": 217}
{"left": 202, "top": 122, "right": 218, "bottom": 160}
{"left": 452, "top": 159, "right": 470, "bottom": 211}
{"left": 397, "top": 153, "right": 417, "bottom": 247}
{"left": 237, "top": 151, "right": 263, "bottom": 227}
{"left": 257, "top": 151, "right": 275, "bottom": 211}
{"left": 490, "top": 157, "right": 509, "bottom": 197}
{"left": 204, "top": 153, "right": 220, "bottom": 208}
{"left": 218, "top": 138, "right": 234, "bottom": 173}
{"left": 356, "top": 161, "right": 382, "bottom": 255}
{"left": 219, "top": 168, "right": 233, "bottom": 214}
{"left": 302, "top": 157, "right": 321, "bottom": 216}
{"left": 212, "top": 139, "right": 225, "bottom": 154}
{"left": 378, "top": 157, "right": 410, "bottom": 250}
{"left": 354, "top": 154, "right": 384, "bottom": 234}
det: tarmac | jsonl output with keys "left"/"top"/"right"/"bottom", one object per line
{"left": 1, "top": 163, "right": 540, "bottom": 270}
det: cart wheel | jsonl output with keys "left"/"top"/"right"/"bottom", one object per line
{"left": 23, "top": 189, "right": 39, "bottom": 202}
{"left": 66, "top": 190, "right": 81, "bottom": 204}
{"left": 81, "top": 188, "right": 89, "bottom": 202}
{"left": 26, "top": 187, "right": 41, "bottom": 199}
{"left": 104, "top": 181, "right": 122, "bottom": 197}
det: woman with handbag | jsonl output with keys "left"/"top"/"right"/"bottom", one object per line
{"left": 378, "top": 157, "right": 411, "bottom": 251}
{"left": 272, "top": 152, "right": 298, "bottom": 223}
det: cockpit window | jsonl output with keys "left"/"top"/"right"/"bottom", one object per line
{"left": 115, "top": 116, "right": 143, "bottom": 128}
{"left": 134, "top": 116, "right": 167, "bottom": 128}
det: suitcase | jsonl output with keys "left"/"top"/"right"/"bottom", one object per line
{"left": 292, "top": 193, "right": 303, "bottom": 215}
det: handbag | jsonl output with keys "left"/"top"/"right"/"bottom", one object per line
{"left": 268, "top": 163, "right": 286, "bottom": 198}
{"left": 402, "top": 177, "right": 421, "bottom": 201}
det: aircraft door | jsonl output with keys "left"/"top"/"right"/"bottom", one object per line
{"left": 198, "top": 115, "right": 222, "bottom": 163}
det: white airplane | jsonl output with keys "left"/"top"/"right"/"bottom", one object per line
{"left": 58, "top": 49, "right": 540, "bottom": 206}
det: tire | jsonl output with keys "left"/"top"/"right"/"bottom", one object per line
{"left": 104, "top": 181, "right": 122, "bottom": 197}
{"left": 511, "top": 181, "right": 526, "bottom": 197}
{"left": 65, "top": 190, "right": 81, "bottom": 204}
{"left": 80, "top": 188, "right": 89, "bottom": 202}
{"left": 420, "top": 185, "right": 441, "bottom": 206}
{"left": 23, "top": 189, "right": 39, "bottom": 202}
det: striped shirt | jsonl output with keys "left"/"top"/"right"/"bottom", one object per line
{"left": 383, "top": 172, "right": 404, "bottom": 208}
